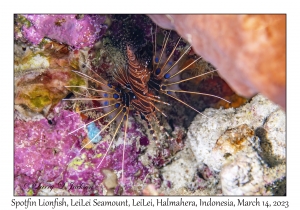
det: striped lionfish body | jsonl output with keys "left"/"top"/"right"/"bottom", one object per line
{"left": 64, "top": 25, "right": 230, "bottom": 188}
{"left": 125, "top": 45, "right": 155, "bottom": 120}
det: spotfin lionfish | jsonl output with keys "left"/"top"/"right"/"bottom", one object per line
{"left": 63, "top": 22, "right": 231, "bottom": 190}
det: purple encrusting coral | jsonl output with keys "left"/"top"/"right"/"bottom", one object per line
{"left": 14, "top": 107, "right": 148, "bottom": 195}
{"left": 14, "top": 109, "right": 85, "bottom": 195}
{"left": 21, "top": 14, "right": 107, "bottom": 49}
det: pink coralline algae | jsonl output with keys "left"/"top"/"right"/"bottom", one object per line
{"left": 14, "top": 107, "right": 148, "bottom": 195}
{"left": 21, "top": 15, "right": 107, "bottom": 49}
{"left": 14, "top": 109, "right": 85, "bottom": 195}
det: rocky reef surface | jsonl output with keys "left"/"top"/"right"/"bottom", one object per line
{"left": 14, "top": 105, "right": 150, "bottom": 195}
{"left": 17, "top": 14, "right": 107, "bottom": 49}
{"left": 185, "top": 94, "right": 286, "bottom": 195}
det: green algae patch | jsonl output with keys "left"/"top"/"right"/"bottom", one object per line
{"left": 15, "top": 15, "right": 31, "bottom": 28}
{"left": 26, "top": 188, "right": 34, "bottom": 196}
{"left": 16, "top": 85, "right": 53, "bottom": 112}
{"left": 15, "top": 14, "right": 31, "bottom": 28}
{"left": 28, "top": 87, "right": 52, "bottom": 110}
{"left": 67, "top": 72, "right": 87, "bottom": 92}
{"left": 68, "top": 154, "right": 87, "bottom": 170}
{"left": 94, "top": 153, "right": 103, "bottom": 159}
{"left": 69, "top": 157, "right": 84, "bottom": 167}
{"left": 15, "top": 69, "right": 86, "bottom": 115}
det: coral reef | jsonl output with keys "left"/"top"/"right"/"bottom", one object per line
{"left": 14, "top": 39, "right": 86, "bottom": 119}
{"left": 17, "top": 14, "right": 107, "bottom": 49}
{"left": 160, "top": 145, "right": 198, "bottom": 194}
{"left": 220, "top": 149, "right": 265, "bottom": 195}
{"left": 14, "top": 105, "right": 150, "bottom": 195}
{"left": 14, "top": 14, "right": 286, "bottom": 196}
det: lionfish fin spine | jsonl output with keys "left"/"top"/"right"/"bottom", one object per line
{"left": 166, "top": 89, "right": 231, "bottom": 104}
{"left": 121, "top": 110, "right": 129, "bottom": 182}
{"left": 97, "top": 108, "right": 126, "bottom": 168}
{"left": 161, "top": 45, "right": 192, "bottom": 77}
{"left": 65, "top": 86, "right": 115, "bottom": 94}
{"left": 168, "top": 56, "right": 202, "bottom": 79}
{"left": 155, "top": 30, "right": 171, "bottom": 69}
{"left": 159, "top": 37, "right": 182, "bottom": 74}
{"left": 161, "top": 91, "right": 209, "bottom": 118}
{"left": 165, "top": 69, "right": 218, "bottom": 86}
{"left": 67, "top": 107, "right": 119, "bottom": 135}
{"left": 67, "top": 103, "right": 118, "bottom": 118}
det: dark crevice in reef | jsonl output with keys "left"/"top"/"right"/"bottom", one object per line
{"left": 255, "top": 127, "right": 285, "bottom": 168}
{"left": 266, "top": 178, "right": 286, "bottom": 196}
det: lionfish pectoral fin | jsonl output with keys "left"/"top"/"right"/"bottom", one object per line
{"left": 164, "top": 69, "right": 218, "bottom": 87}
{"left": 168, "top": 56, "right": 202, "bottom": 79}
{"left": 161, "top": 45, "right": 192, "bottom": 79}
{"left": 67, "top": 107, "right": 119, "bottom": 135}
{"left": 161, "top": 91, "right": 209, "bottom": 118}
{"left": 154, "top": 30, "right": 171, "bottom": 70}
{"left": 159, "top": 37, "right": 182, "bottom": 75}
{"left": 165, "top": 89, "right": 231, "bottom": 104}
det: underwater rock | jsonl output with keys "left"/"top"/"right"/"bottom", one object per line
{"left": 220, "top": 150, "right": 265, "bottom": 195}
{"left": 14, "top": 106, "right": 149, "bottom": 195}
{"left": 102, "top": 169, "right": 118, "bottom": 190}
{"left": 160, "top": 146, "right": 198, "bottom": 192}
{"left": 14, "top": 68, "right": 85, "bottom": 118}
{"left": 262, "top": 109, "right": 286, "bottom": 162}
{"left": 14, "top": 109, "right": 86, "bottom": 195}
{"left": 14, "top": 39, "right": 87, "bottom": 119}
{"left": 148, "top": 15, "right": 286, "bottom": 110}
{"left": 186, "top": 94, "right": 286, "bottom": 195}
{"left": 20, "top": 14, "right": 107, "bottom": 49}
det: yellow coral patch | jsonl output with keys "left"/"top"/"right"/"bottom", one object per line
{"left": 16, "top": 84, "right": 52, "bottom": 112}
{"left": 94, "top": 153, "right": 103, "bottom": 158}
{"left": 68, "top": 155, "right": 86, "bottom": 170}
{"left": 26, "top": 189, "right": 34, "bottom": 196}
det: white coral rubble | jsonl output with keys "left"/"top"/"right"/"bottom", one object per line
{"left": 187, "top": 94, "right": 286, "bottom": 195}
